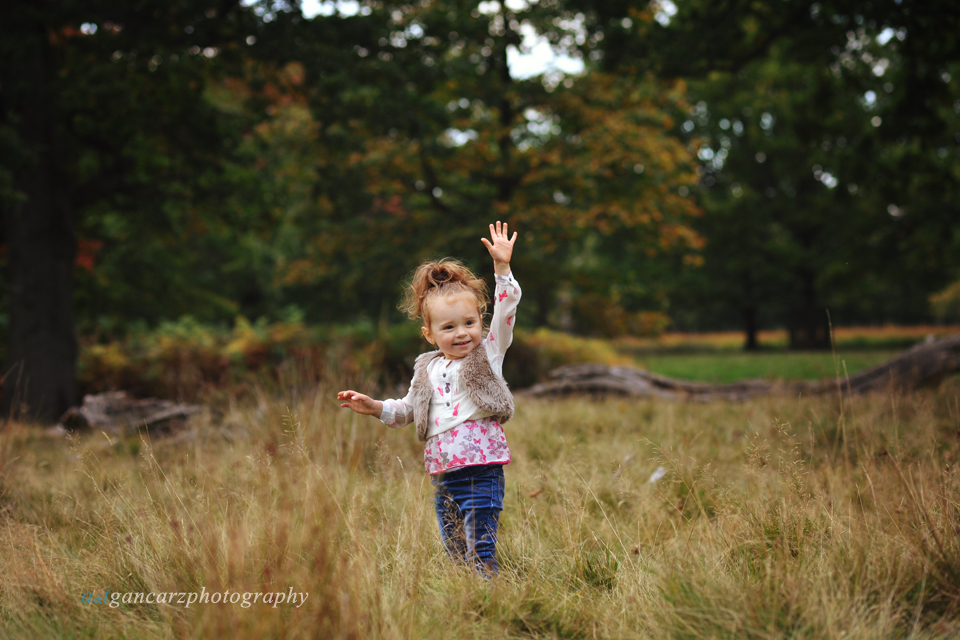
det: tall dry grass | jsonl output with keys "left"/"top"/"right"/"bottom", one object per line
{"left": 1, "top": 376, "right": 959, "bottom": 639}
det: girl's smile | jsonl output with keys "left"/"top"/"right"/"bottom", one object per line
{"left": 422, "top": 293, "right": 483, "bottom": 359}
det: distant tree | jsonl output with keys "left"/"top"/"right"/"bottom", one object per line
{"left": 675, "top": 46, "right": 884, "bottom": 349}
{"left": 572, "top": 0, "right": 960, "bottom": 348}
{"left": 0, "top": 0, "right": 259, "bottom": 421}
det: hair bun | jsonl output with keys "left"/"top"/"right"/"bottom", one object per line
{"left": 400, "top": 257, "right": 490, "bottom": 323}
{"left": 432, "top": 267, "right": 451, "bottom": 284}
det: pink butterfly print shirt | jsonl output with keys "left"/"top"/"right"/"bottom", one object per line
{"left": 423, "top": 417, "right": 509, "bottom": 475}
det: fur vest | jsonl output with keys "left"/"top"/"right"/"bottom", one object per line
{"left": 410, "top": 340, "right": 514, "bottom": 442}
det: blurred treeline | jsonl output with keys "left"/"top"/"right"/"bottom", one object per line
{"left": 2, "top": 0, "right": 960, "bottom": 410}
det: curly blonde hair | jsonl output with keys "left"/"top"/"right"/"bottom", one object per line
{"left": 399, "top": 258, "right": 489, "bottom": 326}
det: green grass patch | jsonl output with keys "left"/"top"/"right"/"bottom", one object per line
{"left": 617, "top": 325, "right": 959, "bottom": 353}
{"left": 634, "top": 349, "right": 902, "bottom": 383}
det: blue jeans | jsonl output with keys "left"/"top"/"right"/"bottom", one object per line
{"left": 431, "top": 464, "right": 505, "bottom": 575}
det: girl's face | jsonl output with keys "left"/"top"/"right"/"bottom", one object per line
{"left": 422, "top": 293, "right": 482, "bottom": 359}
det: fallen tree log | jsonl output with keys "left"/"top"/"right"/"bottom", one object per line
{"left": 522, "top": 334, "right": 960, "bottom": 401}
{"left": 59, "top": 391, "right": 206, "bottom": 434}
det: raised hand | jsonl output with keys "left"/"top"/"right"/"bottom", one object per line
{"left": 480, "top": 221, "right": 517, "bottom": 273}
{"left": 337, "top": 390, "right": 383, "bottom": 417}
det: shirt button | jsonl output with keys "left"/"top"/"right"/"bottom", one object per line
{"left": 446, "top": 402, "right": 450, "bottom": 406}
{"left": 442, "top": 373, "right": 446, "bottom": 378}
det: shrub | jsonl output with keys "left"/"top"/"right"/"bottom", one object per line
{"left": 567, "top": 292, "right": 671, "bottom": 338}
{"left": 931, "top": 279, "right": 960, "bottom": 321}
{"left": 78, "top": 316, "right": 321, "bottom": 401}
{"left": 78, "top": 318, "right": 636, "bottom": 402}
{"left": 502, "top": 327, "right": 631, "bottom": 389}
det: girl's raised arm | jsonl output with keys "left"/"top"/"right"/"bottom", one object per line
{"left": 481, "top": 221, "right": 517, "bottom": 277}
{"left": 482, "top": 221, "right": 521, "bottom": 374}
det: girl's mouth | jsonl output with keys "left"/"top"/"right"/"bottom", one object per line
{"left": 454, "top": 340, "right": 472, "bottom": 346}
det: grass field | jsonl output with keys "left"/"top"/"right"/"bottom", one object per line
{"left": 618, "top": 325, "right": 960, "bottom": 353}
{"left": 634, "top": 350, "right": 903, "bottom": 384}
{"left": 615, "top": 325, "right": 960, "bottom": 384}
{"left": 2, "top": 373, "right": 959, "bottom": 639}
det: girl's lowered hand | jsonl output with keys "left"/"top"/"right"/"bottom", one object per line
{"left": 337, "top": 390, "right": 383, "bottom": 417}
{"left": 481, "top": 220, "right": 517, "bottom": 269}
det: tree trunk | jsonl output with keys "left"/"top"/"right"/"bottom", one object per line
{"left": 1, "top": 15, "right": 77, "bottom": 423}
{"left": 742, "top": 272, "right": 759, "bottom": 350}
{"left": 743, "top": 306, "right": 759, "bottom": 350}
{"left": 787, "top": 270, "right": 831, "bottom": 349}
{"left": 787, "top": 307, "right": 831, "bottom": 350}
{"left": 523, "top": 334, "right": 960, "bottom": 400}
{"left": 59, "top": 392, "right": 205, "bottom": 435}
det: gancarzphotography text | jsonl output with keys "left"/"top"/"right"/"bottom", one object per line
{"left": 81, "top": 587, "right": 309, "bottom": 609}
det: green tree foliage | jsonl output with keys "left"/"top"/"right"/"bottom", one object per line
{"left": 244, "top": 1, "right": 703, "bottom": 329}
{"left": 931, "top": 279, "right": 960, "bottom": 322}
{"left": 573, "top": 0, "right": 960, "bottom": 348}
{"left": 1, "top": 0, "right": 702, "bottom": 418}
{"left": 0, "top": 0, "right": 261, "bottom": 419}
{"left": 6, "top": 0, "right": 958, "bottom": 419}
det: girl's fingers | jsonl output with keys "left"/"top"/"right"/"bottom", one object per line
{"left": 486, "top": 221, "right": 515, "bottom": 247}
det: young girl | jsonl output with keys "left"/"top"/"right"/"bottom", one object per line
{"left": 337, "top": 221, "right": 520, "bottom": 575}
